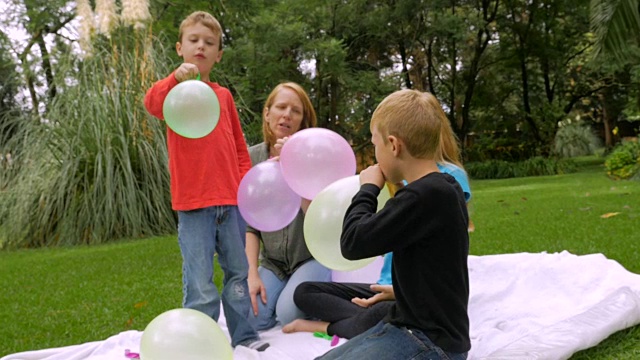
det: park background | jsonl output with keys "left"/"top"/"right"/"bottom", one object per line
{"left": 0, "top": 0, "right": 639, "bottom": 358}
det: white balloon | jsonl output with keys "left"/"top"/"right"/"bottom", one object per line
{"left": 140, "top": 308, "right": 232, "bottom": 360}
{"left": 304, "top": 176, "right": 391, "bottom": 271}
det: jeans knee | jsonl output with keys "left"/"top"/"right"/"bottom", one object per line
{"left": 226, "top": 281, "right": 248, "bottom": 301}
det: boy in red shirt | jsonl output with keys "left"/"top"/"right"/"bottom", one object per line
{"left": 144, "top": 11, "right": 268, "bottom": 351}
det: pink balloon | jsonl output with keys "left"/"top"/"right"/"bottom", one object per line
{"left": 280, "top": 128, "right": 356, "bottom": 200}
{"left": 238, "top": 160, "right": 301, "bottom": 232}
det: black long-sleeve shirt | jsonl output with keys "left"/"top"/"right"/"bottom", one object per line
{"left": 340, "top": 172, "right": 471, "bottom": 353}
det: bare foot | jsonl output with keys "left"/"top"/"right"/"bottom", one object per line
{"left": 282, "top": 319, "right": 329, "bottom": 334}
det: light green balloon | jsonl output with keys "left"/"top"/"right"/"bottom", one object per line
{"left": 139, "top": 308, "right": 233, "bottom": 360}
{"left": 304, "top": 175, "right": 392, "bottom": 271}
{"left": 162, "top": 80, "right": 220, "bottom": 139}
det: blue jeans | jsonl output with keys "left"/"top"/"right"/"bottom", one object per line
{"left": 248, "top": 259, "right": 331, "bottom": 330}
{"left": 177, "top": 206, "right": 259, "bottom": 347}
{"left": 316, "top": 321, "right": 468, "bottom": 360}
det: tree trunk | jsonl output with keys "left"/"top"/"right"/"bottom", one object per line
{"left": 601, "top": 93, "right": 613, "bottom": 148}
{"left": 37, "top": 34, "right": 56, "bottom": 103}
{"left": 399, "top": 40, "right": 412, "bottom": 89}
{"left": 519, "top": 53, "right": 541, "bottom": 143}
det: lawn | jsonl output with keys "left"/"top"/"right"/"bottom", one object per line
{"left": 0, "top": 157, "right": 638, "bottom": 358}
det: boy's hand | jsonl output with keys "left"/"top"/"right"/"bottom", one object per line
{"left": 174, "top": 63, "right": 200, "bottom": 82}
{"left": 359, "top": 164, "right": 385, "bottom": 189}
{"left": 351, "top": 284, "right": 395, "bottom": 308}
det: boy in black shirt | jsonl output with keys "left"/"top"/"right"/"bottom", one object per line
{"left": 317, "top": 90, "right": 470, "bottom": 360}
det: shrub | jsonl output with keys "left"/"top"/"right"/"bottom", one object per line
{"left": 553, "top": 122, "right": 602, "bottom": 158}
{"left": 604, "top": 139, "right": 640, "bottom": 180}
{"left": 0, "top": 35, "right": 177, "bottom": 248}
{"left": 466, "top": 157, "right": 577, "bottom": 180}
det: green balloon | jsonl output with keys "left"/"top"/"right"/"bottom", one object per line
{"left": 163, "top": 80, "right": 220, "bottom": 139}
{"left": 139, "top": 308, "right": 232, "bottom": 360}
{"left": 304, "top": 175, "right": 392, "bottom": 271}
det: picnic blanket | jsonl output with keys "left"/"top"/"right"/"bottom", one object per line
{"left": 3, "top": 251, "right": 640, "bottom": 360}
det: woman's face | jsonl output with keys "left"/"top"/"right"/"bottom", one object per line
{"left": 265, "top": 87, "right": 304, "bottom": 140}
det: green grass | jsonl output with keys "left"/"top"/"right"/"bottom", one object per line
{"left": 469, "top": 157, "right": 640, "bottom": 274}
{"left": 0, "top": 237, "right": 181, "bottom": 355}
{"left": 0, "top": 156, "right": 638, "bottom": 357}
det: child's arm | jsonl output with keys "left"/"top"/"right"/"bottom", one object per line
{"left": 225, "top": 95, "right": 251, "bottom": 177}
{"left": 340, "top": 183, "right": 436, "bottom": 260}
{"left": 143, "top": 73, "right": 179, "bottom": 119}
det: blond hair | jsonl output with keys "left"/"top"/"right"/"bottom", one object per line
{"left": 370, "top": 89, "right": 443, "bottom": 159}
{"left": 178, "top": 11, "right": 223, "bottom": 50}
{"left": 436, "top": 116, "right": 463, "bottom": 168}
{"left": 262, "top": 82, "right": 317, "bottom": 149}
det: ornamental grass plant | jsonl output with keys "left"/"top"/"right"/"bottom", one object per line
{"left": 0, "top": 33, "right": 176, "bottom": 248}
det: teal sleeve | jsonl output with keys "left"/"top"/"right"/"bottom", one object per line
{"left": 438, "top": 163, "right": 471, "bottom": 202}
{"left": 377, "top": 253, "right": 393, "bottom": 285}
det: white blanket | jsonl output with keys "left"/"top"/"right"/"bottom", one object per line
{"left": 3, "top": 251, "right": 640, "bottom": 360}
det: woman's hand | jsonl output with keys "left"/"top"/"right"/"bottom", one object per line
{"left": 248, "top": 271, "right": 267, "bottom": 316}
{"left": 351, "top": 284, "right": 395, "bottom": 308}
{"left": 271, "top": 136, "right": 290, "bottom": 159}
{"left": 174, "top": 63, "right": 199, "bottom": 82}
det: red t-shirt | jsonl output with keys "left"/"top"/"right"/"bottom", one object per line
{"left": 144, "top": 74, "right": 251, "bottom": 211}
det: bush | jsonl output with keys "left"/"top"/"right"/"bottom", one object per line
{"left": 0, "top": 35, "right": 177, "bottom": 248}
{"left": 553, "top": 122, "right": 602, "bottom": 158}
{"left": 604, "top": 139, "right": 640, "bottom": 180}
{"left": 466, "top": 157, "right": 577, "bottom": 180}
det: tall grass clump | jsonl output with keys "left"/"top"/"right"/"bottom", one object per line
{"left": 0, "top": 33, "right": 177, "bottom": 248}
{"left": 553, "top": 121, "right": 602, "bottom": 158}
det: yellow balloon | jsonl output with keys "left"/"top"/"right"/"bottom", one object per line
{"left": 140, "top": 308, "right": 232, "bottom": 360}
{"left": 304, "top": 176, "right": 391, "bottom": 271}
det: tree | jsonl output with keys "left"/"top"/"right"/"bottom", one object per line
{"left": 590, "top": 0, "right": 640, "bottom": 62}
{"left": 590, "top": 0, "right": 640, "bottom": 147}
{"left": 493, "top": 0, "right": 607, "bottom": 151}
{"left": 2, "top": 0, "right": 76, "bottom": 113}
{"left": 0, "top": 30, "right": 22, "bottom": 170}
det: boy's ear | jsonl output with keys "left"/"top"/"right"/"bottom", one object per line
{"left": 176, "top": 42, "right": 183, "bottom": 57}
{"left": 388, "top": 135, "right": 402, "bottom": 157}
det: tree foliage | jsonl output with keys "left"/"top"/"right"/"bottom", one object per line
{"left": 590, "top": 0, "right": 640, "bottom": 62}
